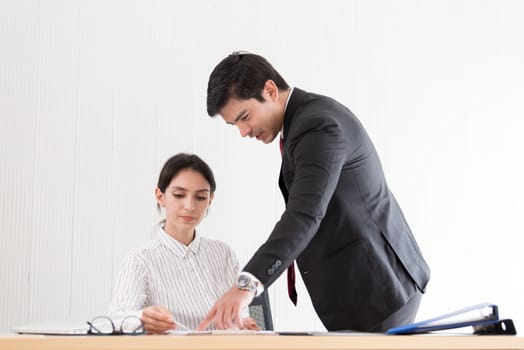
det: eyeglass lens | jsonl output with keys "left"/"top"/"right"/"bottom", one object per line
{"left": 88, "top": 316, "right": 144, "bottom": 335}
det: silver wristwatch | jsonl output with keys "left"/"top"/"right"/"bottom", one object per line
{"left": 236, "top": 273, "right": 257, "bottom": 294}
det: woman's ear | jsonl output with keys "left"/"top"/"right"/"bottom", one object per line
{"left": 208, "top": 193, "right": 215, "bottom": 206}
{"left": 155, "top": 188, "right": 165, "bottom": 207}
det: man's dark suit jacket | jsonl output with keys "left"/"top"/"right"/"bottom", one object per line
{"left": 243, "top": 88, "right": 430, "bottom": 331}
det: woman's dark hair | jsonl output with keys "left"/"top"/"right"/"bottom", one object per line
{"left": 157, "top": 153, "right": 216, "bottom": 194}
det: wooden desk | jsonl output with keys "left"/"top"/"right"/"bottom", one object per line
{"left": 0, "top": 334, "right": 523, "bottom": 350}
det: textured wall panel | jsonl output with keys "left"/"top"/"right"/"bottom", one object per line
{"left": 1, "top": 0, "right": 523, "bottom": 333}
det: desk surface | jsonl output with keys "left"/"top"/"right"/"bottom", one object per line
{"left": 1, "top": 334, "right": 523, "bottom": 350}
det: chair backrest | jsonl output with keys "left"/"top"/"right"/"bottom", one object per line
{"left": 248, "top": 290, "right": 273, "bottom": 330}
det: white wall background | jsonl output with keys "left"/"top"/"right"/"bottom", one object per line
{"left": 1, "top": 0, "right": 523, "bottom": 334}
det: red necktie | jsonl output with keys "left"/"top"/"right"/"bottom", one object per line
{"left": 280, "top": 137, "right": 298, "bottom": 306}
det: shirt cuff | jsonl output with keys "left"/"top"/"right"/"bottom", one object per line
{"left": 239, "top": 271, "right": 265, "bottom": 297}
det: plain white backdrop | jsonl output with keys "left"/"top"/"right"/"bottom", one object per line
{"left": 1, "top": 0, "right": 523, "bottom": 333}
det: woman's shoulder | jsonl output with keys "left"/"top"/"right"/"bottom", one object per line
{"left": 199, "top": 236, "right": 235, "bottom": 254}
{"left": 124, "top": 237, "right": 163, "bottom": 259}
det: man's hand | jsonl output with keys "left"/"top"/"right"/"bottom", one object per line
{"left": 141, "top": 306, "right": 177, "bottom": 334}
{"left": 242, "top": 317, "right": 261, "bottom": 331}
{"left": 196, "top": 286, "right": 254, "bottom": 330}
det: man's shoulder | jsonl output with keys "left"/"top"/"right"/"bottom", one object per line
{"left": 290, "top": 89, "right": 346, "bottom": 117}
{"left": 287, "top": 102, "right": 343, "bottom": 135}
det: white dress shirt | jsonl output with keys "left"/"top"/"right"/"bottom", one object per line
{"left": 109, "top": 226, "right": 245, "bottom": 330}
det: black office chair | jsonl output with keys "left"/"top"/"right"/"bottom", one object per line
{"left": 248, "top": 290, "right": 273, "bottom": 330}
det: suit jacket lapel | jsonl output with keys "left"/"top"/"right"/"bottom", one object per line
{"left": 279, "top": 88, "right": 307, "bottom": 202}
{"left": 282, "top": 88, "right": 307, "bottom": 139}
{"left": 278, "top": 166, "right": 288, "bottom": 202}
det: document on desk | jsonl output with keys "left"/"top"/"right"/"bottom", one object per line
{"left": 9, "top": 320, "right": 89, "bottom": 335}
{"left": 165, "top": 329, "right": 277, "bottom": 335}
{"left": 166, "top": 329, "right": 390, "bottom": 336}
{"left": 306, "top": 331, "right": 384, "bottom": 336}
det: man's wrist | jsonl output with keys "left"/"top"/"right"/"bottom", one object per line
{"left": 236, "top": 272, "right": 264, "bottom": 297}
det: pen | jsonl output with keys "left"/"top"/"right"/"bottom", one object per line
{"left": 172, "top": 319, "right": 191, "bottom": 331}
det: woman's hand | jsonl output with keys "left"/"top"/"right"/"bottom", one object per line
{"left": 140, "top": 306, "right": 177, "bottom": 334}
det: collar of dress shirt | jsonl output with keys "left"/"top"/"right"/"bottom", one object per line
{"left": 280, "top": 87, "right": 294, "bottom": 139}
{"left": 158, "top": 226, "right": 201, "bottom": 258}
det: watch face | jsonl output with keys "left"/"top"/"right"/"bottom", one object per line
{"left": 237, "top": 275, "right": 250, "bottom": 287}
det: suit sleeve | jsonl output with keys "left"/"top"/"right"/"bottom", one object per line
{"left": 244, "top": 118, "right": 347, "bottom": 286}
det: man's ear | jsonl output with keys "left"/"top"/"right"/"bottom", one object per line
{"left": 155, "top": 188, "right": 165, "bottom": 207}
{"left": 264, "top": 79, "right": 279, "bottom": 102}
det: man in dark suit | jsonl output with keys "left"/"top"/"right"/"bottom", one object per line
{"left": 197, "top": 52, "right": 430, "bottom": 332}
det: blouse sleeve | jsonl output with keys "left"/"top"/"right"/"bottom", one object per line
{"left": 108, "top": 250, "right": 148, "bottom": 319}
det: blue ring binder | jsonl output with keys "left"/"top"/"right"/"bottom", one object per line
{"left": 386, "top": 303, "right": 517, "bottom": 335}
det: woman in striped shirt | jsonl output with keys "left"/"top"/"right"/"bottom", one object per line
{"left": 109, "top": 153, "right": 257, "bottom": 333}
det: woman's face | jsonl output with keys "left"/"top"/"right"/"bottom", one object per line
{"left": 156, "top": 169, "right": 213, "bottom": 237}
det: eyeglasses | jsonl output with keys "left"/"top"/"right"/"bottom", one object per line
{"left": 86, "top": 316, "right": 144, "bottom": 335}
